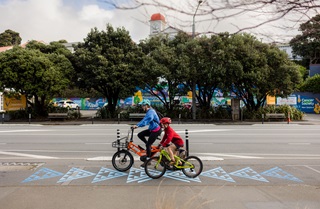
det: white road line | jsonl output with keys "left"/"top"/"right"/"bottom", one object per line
{"left": 86, "top": 156, "right": 224, "bottom": 161}
{"left": 85, "top": 143, "right": 111, "bottom": 145}
{"left": 305, "top": 166, "right": 320, "bottom": 174}
{"left": 0, "top": 130, "right": 49, "bottom": 133}
{"left": 197, "top": 153, "right": 262, "bottom": 159}
{"left": 288, "top": 143, "right": 311, "bottom": 145}
{"left": 0, "top": 151, "right": 58, "bottom": 159}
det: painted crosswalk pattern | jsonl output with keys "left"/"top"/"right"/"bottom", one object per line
{"left": 21, "top": 166, "right": 303, "bottom": 184}
{"left": 260, "top": 166, "right": 303, "bottom": 182}
{"left": 229, "top": 167, "right": 269, "bottom": 182}
{"left": 201, "top": 167, "right": 235, "bottom": 182}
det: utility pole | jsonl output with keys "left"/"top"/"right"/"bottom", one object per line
{"left": 191, "top": 0, "right": 203, "bottom": 120}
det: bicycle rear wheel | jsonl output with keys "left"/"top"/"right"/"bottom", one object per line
{"left": 182, "top": 156, "right": 203, "bottom": 178}
{"left": 144, "top": 157, "right": 166, "bottom": 179}
{"left": 112, "top": 150, "right": 134, "bottom": 172}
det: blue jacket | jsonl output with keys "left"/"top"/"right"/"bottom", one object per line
{"left": 137, "top": 108, "right": 160, "bottom": 131}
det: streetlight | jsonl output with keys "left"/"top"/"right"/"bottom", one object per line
{"left": 191, "top": 0, "right": 202, "bottom": 120}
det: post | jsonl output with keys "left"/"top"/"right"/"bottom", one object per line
{"left": 118, "top": 113, "right": 120, "bottom": 124}
{"left": 191, "top": 0, "right": 203, "bottom": 120}
{"left": 29, "top": 113, "right": 31, "bottom": 124}
{"left": 117, "top": 129, "right": 120, "bottom": 152}
{"left": 262, "top": 114, "right": 264, "bottom": 124}
{"left": 287, "top": 111, "right": 290, "bottom": 124}
{"left": 185, "top": 129, "right": 189, "bottom": 157}
{"left": 92, "top": 116, "right": 94, "bottom": 124}
{"left": 178, "top": 114, "right": 181, "bottom": 124}
{"left": 2, "top": 113, "right": 4, "bottom": 124}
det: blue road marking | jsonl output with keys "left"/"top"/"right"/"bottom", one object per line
{"left": 201, "top": 167, "right": 236, "bottom": 183}
{"left": 261, "top": 167, "right": 303, "bottom": 182}
{"left": 57, "top": 167, "right": 96, "bottom": 183}
{"left": 164, "top": 170, "right": 201, "bottom": 183}
{"left": 229, "top": 167, "right": 269, "bottom": 182}
{"left": 126, "top": 167, "right": 152, "bottom": 183}
{"left": 22, "top": 167, "right": 64, "bottom": 183}
{"left": 92, "top": 167, "right": 128, "bottom": 183}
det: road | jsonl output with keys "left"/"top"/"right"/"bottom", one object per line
{"left": 0, "top": 124, "right": 320, "bottom": 209}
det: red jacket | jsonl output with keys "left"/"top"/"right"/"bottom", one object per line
{"left": 160, "top": 126, "right": 184, "bottom": 147}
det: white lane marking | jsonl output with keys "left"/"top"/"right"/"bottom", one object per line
{"left": 305, "top": 166, "right": 320, "bottom": 174}
{"left": 85, "top": 143, "right": 111, "bottom": 145}
{"left": 0, "top": 130, "right": 49, "bottom": 133}
{"left": 197, "top": 153, "right": 262, "bottom": 159}
{"left": 176, "top": 129, "right": 228, "bottom": 134}
{"left": 288, "top": 143, "right": 311, "bottom": 145}
{"left": 0, "top": 151, "right": 58, "bottom": 159}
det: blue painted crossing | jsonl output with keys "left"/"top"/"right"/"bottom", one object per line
{"left": 21, "top": 166, "right": 303, "bottom": 184}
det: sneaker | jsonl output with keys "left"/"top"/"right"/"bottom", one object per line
{"left": 140, "top": 161, "right": 151, "bottom": 168}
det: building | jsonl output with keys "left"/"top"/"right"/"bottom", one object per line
{"left": 277, "top": 44, "right": 302, "bottom": 61}
{"left": 149, "top": 13, "right": 181, "bottom": 39}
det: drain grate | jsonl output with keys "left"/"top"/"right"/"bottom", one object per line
{"left": 0, "top": 162, "right": 44, "bottom": 171}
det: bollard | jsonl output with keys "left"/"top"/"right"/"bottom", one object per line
{"left": 178, "top": 114, "right": 181, "bottom": 124}
{"left": 262, "top": 114, "right": 264, "bottom": 124}
{"left": 2, "top": 113, "right": 4, "bottom": 124}
{"left": 92, "top": 116, "right": 94, "bottom": 124}
{"left": 185, "top": 129, "right": 189, "bottom": 157}
{"left": 29, "top": 114, "right": 31, "bottom": 124}
{"left": 287, "top": 111, "right": 290, "bottom": 124}
{"left": 117, "top": 129, "right": 121, "bottom": 152}
{"left": 118, "top": 113, "right": 120, "bottom": 124}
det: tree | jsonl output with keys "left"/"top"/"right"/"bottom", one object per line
{"left": 299, "top": 74, "right": 320, "bottom": 93}
{"left": 290, "top": 14, "right": 320, "bottom": 65}
{"left": 0, "top": 45, "right": 72, "bottom": 116}
{"left": 223, "top": 33, "right": 302, "bottom": 111}
{"left": 72, "top": 25, "right": 145, "bottom": 116}
{"left": 0, "top": 29, "right": 22, "bottom": 46}
{"left": 139, "top": 33, "right": 190, "bottom": 112}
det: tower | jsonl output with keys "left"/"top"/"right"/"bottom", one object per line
{"left": 150, "top": 13, "right": 166, "bottom": 35}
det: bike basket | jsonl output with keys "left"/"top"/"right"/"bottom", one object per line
{"left": 112, "top": 140, "right": 128, "bottom": 148}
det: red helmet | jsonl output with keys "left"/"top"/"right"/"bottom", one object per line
{"left": 160, "top": 117, "right": 171, "bottom": 124}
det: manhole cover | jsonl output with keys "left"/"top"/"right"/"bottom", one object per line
{"left": 0, "top": 162, "right": 44, "bottom": 171}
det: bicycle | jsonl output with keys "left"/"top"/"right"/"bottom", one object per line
{"left": 111, "top": 127, "right": 160, "bottom": 172}
{"left": 144, "top": 147, "right": 203, "bottom": 179}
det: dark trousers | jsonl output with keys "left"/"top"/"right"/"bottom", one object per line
{"left": 138, "top": 129, "right": 162, "bottom": 157}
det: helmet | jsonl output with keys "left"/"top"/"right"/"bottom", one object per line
{"left": 160, "top": 117, "right": 171, "bottom": 124}
{"left": 139, "top": 99, "right": 151, "bottom": 106}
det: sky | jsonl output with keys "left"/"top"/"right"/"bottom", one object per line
{"left": 0, "top": 0, "right": 319, "bottom": 44}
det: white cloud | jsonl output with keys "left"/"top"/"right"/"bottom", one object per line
{"left": 0, "top": 0, "right": 150, "bottom": 43}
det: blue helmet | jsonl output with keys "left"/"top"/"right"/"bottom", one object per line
{"left": 139, "top": 99, "right": 151, "bottom": 106}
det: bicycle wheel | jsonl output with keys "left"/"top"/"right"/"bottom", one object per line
{"left": 182, "top": 156, "right": 203, "bottom": 178}
{"left": 112, "top": 150, "right": 134, "bottom": 172}
{"left": 144, "top": 157, "right": 166, "bottom": 179}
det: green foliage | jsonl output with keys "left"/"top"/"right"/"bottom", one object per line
{"left": 299, "top": 74, "right": 320, "bottom": 93}
{"left": 290, "top": 14, "right": 320, "bottom": 65}
{"left": 72, "top": 25, "right": 145, "bottom": 117}
{"left": 242, "top": 105, "right": 304, "bottom": 120}
{"left": 0, "top": 29, "right": 22, "bottom": 46}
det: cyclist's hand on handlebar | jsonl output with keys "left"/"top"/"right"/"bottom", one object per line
{"left": 132, "top": 125, "right": 138, "bottom": 129}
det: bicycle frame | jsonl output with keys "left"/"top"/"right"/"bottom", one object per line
{"left": 157, "top": 149, "right": 194, "bottom": 169}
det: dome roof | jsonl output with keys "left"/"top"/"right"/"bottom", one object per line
{"left": 151, "top": 13, "right": 165, "bottom": 21}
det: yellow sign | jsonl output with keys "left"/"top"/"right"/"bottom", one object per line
{"left": 267, "top": 95, "right": 276, "bottom": 105}
{"left": 4, "top": 95, "right": 27, "bottom": 111}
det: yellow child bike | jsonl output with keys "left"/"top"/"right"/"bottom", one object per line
{"left": 144, "top": 147, "right": 203, "bottom": 179}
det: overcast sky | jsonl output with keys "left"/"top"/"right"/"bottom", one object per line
{"left": 0, "top": 0, "right": 319, "bottom": 44}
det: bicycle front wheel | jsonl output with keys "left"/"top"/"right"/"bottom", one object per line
{"left": 144, "top": 157, "right": 166, "bottom": 179}
{"left": 112, "top": 150, "right": 134, "bottom": 172}
{"left": 182, "top": 156, "right": 203, "bottom": 178}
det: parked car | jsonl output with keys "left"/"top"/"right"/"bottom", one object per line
{"left": 57, "top": 100, "right": 79, "bottom": 109}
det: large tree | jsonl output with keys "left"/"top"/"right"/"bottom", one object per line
{"left": 224, "top": 33, "right": 302, "bottom": 111}
{"left": 0, "top": 45, "right": 72, "bottom": 116}
{"left": 290, "top": 14, "right": 320, "bottom": 65}
{"left": 72, "top": 25, "right": 145, "bottom": 116}
{"left": 0, "top": 29, "right": 22, "bottom": 46}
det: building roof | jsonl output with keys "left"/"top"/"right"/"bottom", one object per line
{"left": 151, "top": 13, "right": 165, "bottom": 22}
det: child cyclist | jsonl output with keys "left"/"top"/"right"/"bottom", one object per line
{"left": 159, "top": 117, "right": 184, "bottom": 165}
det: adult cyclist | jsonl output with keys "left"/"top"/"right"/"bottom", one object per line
{"left": 132, "top": 99, "right": 162, "bottom": 167}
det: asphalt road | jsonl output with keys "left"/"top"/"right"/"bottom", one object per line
{"left": 0, "top": 123, "right": 320, "bottom": 209}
